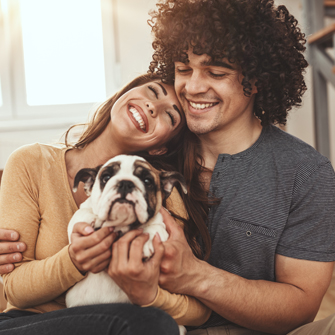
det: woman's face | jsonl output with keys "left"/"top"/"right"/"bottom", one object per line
{"left": 109, "top": 81, "right": 184, "bottom": 153}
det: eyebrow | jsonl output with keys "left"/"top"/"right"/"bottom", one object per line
{"left": 200, "top": 59, "right": 234, "bottom": 70}
{"left": 155, "top": 82, "right": 181, "bottom": 120}
{"left": 157, "top": 82, "right": 167, "bottom": 96}
{"left": 173, "top": 104, "right": 182, "bottom": 117}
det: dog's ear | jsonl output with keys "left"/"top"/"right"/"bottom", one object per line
{"left": 73, "top": 166, "right": 101, "bottom": 196}
{"left": 160, "top": 171, "right": 187, "bottom": 199}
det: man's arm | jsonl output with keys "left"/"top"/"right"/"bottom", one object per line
{"left": 0, "top": 229, "right": 26, "bottom": 275}
{"left": 159, "top": 209, "right": 334, "bottom": 335}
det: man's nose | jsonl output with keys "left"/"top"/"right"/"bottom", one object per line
{"left": 185, "top": 71, "right": 208, "bottom": 95}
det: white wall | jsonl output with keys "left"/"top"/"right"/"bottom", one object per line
{"left": 1, "top": 0, "right": 334, "bottom": 169}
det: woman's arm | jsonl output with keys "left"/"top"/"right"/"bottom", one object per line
{"left": 0, "top": 146, "right": 85, "bottom": 308}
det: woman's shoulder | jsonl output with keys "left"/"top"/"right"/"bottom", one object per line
{"left": 8, "top": 143, "right": 64, "bottom": 164}
{"left": 5, "top": 143, "right": 66, "bottom": 178}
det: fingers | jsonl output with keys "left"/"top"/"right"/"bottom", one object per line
{"left": 151, "top": 233, "right": 164, "bottom": 264}
{"left": 0, "top": 229, "right": 20, "bottom": 242}
{"left": 69, "top": 226, "right": 117, "bottom": 273}
{"left": 160, "top": 208, "right": 181, "bottom": 236}
{"left": 0, "top": 252, "right": 23, "bottom": 275}
{"left": 128, "top": 233, "right": 150, "bottom": 264}
{"left": 0, "top": 241, "right": 26, "bottom": 254}
{"left": 72, "top": 225, "right": 114, "bottom": 250}
{"left": 112, "top": 229, "right": 145, "bottom": 264}
{"left": 72, "top": 222, "right": 95, "bottom": 236}
{"left": 0, "top": 263, "right": 14, "bottom": 275}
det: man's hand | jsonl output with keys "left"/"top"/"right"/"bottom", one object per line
{"left": 68, "top": 222, "right": 117, "bottom": 274}
{"left": 159, "top": 209, "right": 203, "bottom": 296}
{"left": 0, "top": 229, "right": 26, "bottom": 275}
{"left": 108, "top": 229, "right": 164, "bottom": 306}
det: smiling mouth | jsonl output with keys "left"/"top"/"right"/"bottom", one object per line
{"left": 129, "top": 106, "right": 146, "bottom": 131}
{"left": 188, "top": 101, "right": 218, "bottom": 110}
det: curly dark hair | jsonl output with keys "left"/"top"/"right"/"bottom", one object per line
{"left": 148, "top": 0, "right": 308, "bottom": 126}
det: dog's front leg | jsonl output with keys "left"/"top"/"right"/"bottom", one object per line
{"left": 179, "top": 325, "right": 187, "bottom": 335}
{"left": 141, "top": 212, "right": 169, "bottom": 260}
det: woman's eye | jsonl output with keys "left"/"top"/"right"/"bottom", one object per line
{"left": 166, "top": 111, "right": 176, "bottom": 126}
{"left": 102, "top": 175, "right": 111, "bottom": 184}
{"left": 148, "top": 85, "right": 158, "bottom": 99}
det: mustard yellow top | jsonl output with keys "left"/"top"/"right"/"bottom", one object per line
{"left": 0, "top": 143, "right": 210, "bottom": 326}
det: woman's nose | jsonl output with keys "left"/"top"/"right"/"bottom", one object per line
{"left": 146, "top": 102, "right": 158, "bottom": 117}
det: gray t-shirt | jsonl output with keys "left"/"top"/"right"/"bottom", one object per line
{"left": 196, "top": 125, "right": 335, "bottom": 329}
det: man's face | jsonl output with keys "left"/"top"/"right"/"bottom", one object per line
{"left": 174, "top": 51, "right": 258, "bottom": 136}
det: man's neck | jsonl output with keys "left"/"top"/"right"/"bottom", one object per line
{"left": 199, "top": 117, "right": 263, "bottom": 171}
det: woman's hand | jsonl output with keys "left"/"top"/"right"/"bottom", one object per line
{"left": 68, "top": 222, "right": 117, "bottom": 274}
{"left": 107, "top": 229, "right": 165, "bottom": 306}
{"left": 0, "top": 229, "right": 26, "bottom": 275}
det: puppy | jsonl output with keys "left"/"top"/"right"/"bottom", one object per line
{"left": 65, "top": 155, "right": 187, "bottom": 334}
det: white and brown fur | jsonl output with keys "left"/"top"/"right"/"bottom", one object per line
{"left": 65, "top": 155, "right": 187, "bottom": 333}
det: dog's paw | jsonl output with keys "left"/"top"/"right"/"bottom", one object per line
{"left": 178, "top": 326, "right": 187, "bottom": 335}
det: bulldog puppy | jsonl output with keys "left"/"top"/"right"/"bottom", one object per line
{"left": 66, "top": 155, "right": 187, "bottom": 313}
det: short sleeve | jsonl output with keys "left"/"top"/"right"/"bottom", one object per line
{"left": 276, "top": 160, "right": 335, "bottom": 261}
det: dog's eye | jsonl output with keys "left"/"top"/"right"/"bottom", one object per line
{"left": 102, "top": 174, "right": 111, "bottom": 184}
{"left": 144, "top": 178, "right": 154, "bottom": 187}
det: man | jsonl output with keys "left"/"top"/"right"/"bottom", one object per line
{"left": 1, "top": 1, "right": 335, "bottom": 334}
{"left": 145, "top": 0, "right": 335, "bottom": 334}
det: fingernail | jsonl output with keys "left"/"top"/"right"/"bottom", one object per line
{"left": 11, "top": 232, "right": 18, "bottom": 240}
{"left": 13, "top": 254, "right": 18, "bottom": 261}
{"left": 109, "top": 227, "right": 114, "bottom": 232}
{"left": 17, "top": 243, "right": 24, "bottom": 250}
{"left": 85, "top": 226, "right": 94, "bottom": 234}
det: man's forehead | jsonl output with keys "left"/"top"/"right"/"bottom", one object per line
{"left": 182, "top": 51, "right": 236, "bottom": 70}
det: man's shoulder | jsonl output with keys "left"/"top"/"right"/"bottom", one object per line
{"left": 265, "top": 125, "right": 329, "bottom": 166}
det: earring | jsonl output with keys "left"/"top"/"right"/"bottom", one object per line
{"left": 262, "top": 110, "right": 265, "bottom": 115}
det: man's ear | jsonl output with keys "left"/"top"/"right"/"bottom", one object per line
{"left": 148, "top": 147, "right": 168, "bottom": 156}
{"left": 73, "top": 166, "right": 101, "bottom": 196}
{"left": 160, "top": 171, "right": 187, "bottom": 199}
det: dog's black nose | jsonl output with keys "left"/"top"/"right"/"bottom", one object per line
{"left": 117, "top": 180, "right": 135, "bottom": 197}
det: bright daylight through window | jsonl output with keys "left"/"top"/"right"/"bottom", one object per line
{"left": 20, "top": 0, "right": 107, "bottom": 106}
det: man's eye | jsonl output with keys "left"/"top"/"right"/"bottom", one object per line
{"left": 148, "top": 85, "right": 158, "bottom": 98}
{"left": 209, "top": 72, "right": 226, "bottom": 78}
{"left": 176, "top": 68, "right": 190, "bottom": 74}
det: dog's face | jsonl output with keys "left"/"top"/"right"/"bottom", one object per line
{"left": 73, "top": 155, "right": 187, "bottom": 230}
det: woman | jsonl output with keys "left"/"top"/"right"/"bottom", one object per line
{"left": 0, "top": 74, "right": 211, "bottom": 335}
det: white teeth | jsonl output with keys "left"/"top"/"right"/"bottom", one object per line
{"left": 129, "top": 106, "right": 145, "bottom": 130}
{"left": 189, "top": 101, "right": 216, "bottom": 110}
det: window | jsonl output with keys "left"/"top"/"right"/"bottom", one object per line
{"left": 0, "top": 0, "right": 118, "bottom": 126}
